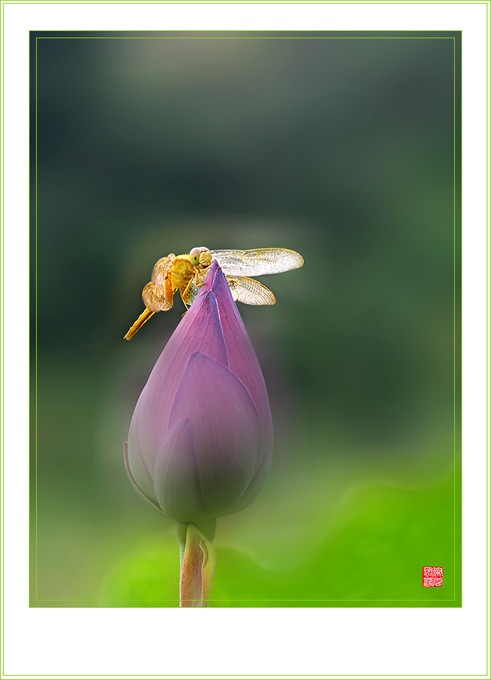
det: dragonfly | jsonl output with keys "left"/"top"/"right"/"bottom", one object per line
{"left": 124, "top": 246, "right": 304, "bottom": 340}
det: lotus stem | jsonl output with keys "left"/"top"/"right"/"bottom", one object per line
{"left": 178, "top": 522, "right": 216, "bottom": 607}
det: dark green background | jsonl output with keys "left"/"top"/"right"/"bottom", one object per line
{"left": 30, "top": 31, "right": 461, "bottom": 606}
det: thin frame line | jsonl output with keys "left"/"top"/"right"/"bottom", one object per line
{"left": 32, "top": 597, "right": 458, "bottom": 602}
{"left": 0, "top": 3, "right": 480, "bottom": 679}
{"left": 31, "top": 30, "right": 462, "bottom": 608}
{"left": 486, "top": 1, "right": 490, "bottom": 676}
{"left": 1, "top": 1, "right": 5, "bottom": 677}
{"left": 19, "top": 29, "right": 467, "bottom": 32}
{"left": 1, "top": 1, "right": 489, "bottom": 4}
{"left": 0, "top": 5, "right": 479, "bottom": 680}
{"left": 3, "top": 673, "right": 491, "bottom": 679}
{"left": 453, "top": 34, "right": 456, "bottom": 602}
{"left": 35, "top": 35, "right": 38, "bottom": 602}
{"left": 33, "top": 35, "right": 457, "bottom": 39}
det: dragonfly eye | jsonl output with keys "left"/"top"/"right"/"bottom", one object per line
{"left": 190, "top": 246, "right": 211, "bottom": 267}
{"left": 199, "top": 249, "right": 212, "bottom": 268}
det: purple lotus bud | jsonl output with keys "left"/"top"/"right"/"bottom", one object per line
{"left": 124, "top": 260, "right": 273, "bottom": 523}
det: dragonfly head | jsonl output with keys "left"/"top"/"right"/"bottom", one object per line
{"left": 189, "top": 246, "right": 212, "bottom": 268}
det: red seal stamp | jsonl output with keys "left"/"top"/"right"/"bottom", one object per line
{"left": 422, "top": 566, "right": 443, "bottom": 587}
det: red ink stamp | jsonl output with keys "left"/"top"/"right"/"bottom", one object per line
{"left": 422, "top": 566, "right": 443, "bottom": 587}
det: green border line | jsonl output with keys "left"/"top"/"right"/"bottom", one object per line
{"left": 35, "top": 33, "right": 38, "bottom": 604}
{"left": 33, "top": 35, "right": 461, "bottom": 38}
{"left": 0, "top": 7, "right": 484, "bottom": 677}
{"left": 487, "top": 2, "right": 490, "bottom": 675}
{"left": 1, "top": 0, "right": 4, "bottom": 679}
{"left": 1, "top": 1, "right": 489, "bottom": 4}
{"left": 30, "top": 30, "right": 462, "bottom": 610}
{"left": 454, "top": 34, "right": 462, "bottom": 599}
{"left": 486, "top": 1, "right": 490, "bottom": 675}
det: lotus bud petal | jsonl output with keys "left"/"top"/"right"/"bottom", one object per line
{"left": 125, "top": 260, "right": 273, "bottom": 522}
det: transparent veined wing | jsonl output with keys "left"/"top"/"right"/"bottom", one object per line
{"left": 226, "top": 276, "right": 276, "bottom": 306}
{"left": 151, "top": 254, "right": 175, "bottom": 285}
{"left": 142, "top": 282, "right": 173, "bottom": 312}
{"left": 211, "top": 248, "right": 304, "bottom": 277}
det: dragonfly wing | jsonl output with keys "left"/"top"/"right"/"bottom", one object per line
{"left": 211, "top": 248, "right": 304, "bottom": 277}
{"left": 151, "top": 254, "right": 175, "bottom": 285}
{"left": 226, "top": 276, "right": 276, "bottom": 306}
{"left": 142, "top": 282, "right": 173, "bottom": 312}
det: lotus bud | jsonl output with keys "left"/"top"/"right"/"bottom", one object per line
{"left": 124, "top": 261, "right": 274, "bottom": 604}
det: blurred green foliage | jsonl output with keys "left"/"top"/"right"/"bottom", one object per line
{"left": 31, "top": 32, "right": 460, "bottom": 607}
{"left": 103, "top": 475, "right": 455, "bottom": 607}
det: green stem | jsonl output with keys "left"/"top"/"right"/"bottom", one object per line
{"left": 178, "top": 521, "right": 216, "bottom": 607}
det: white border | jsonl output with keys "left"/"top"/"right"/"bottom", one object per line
{"left": 1, "top": 2, "right": 489, "bottom": 678}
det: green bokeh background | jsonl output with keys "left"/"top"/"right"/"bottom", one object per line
{"left": 30, "top": 31, "right": 461, "bottom": 607}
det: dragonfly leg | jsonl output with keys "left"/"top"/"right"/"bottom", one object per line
{"left": 195, "top": 267, "right": 210, "bottom": 288}
{"left": 181, "top": 300, "right": 189, "bottom": 317}
{"left": 181, "top": 278, "right": 193, "bottom": 300}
